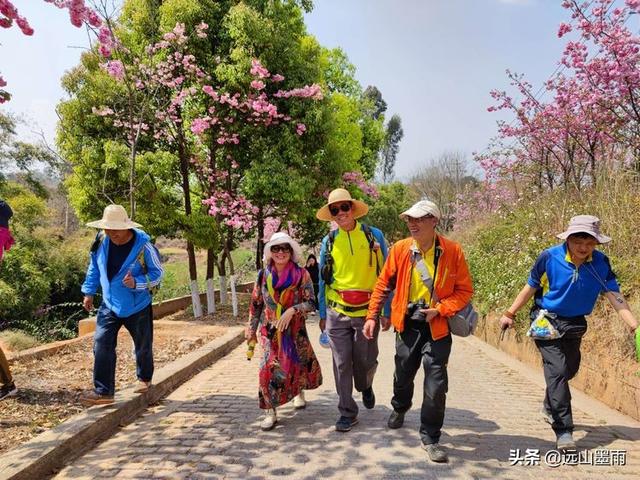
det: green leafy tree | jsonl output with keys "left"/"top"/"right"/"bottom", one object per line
{"left": 380, "top": 114, "right": 404, "bottom": 183}
{"left": 365, "top": 182, "right": 417, "bottom": 243}
{"left": 363, "top": 85, "right": 387, "bottom": 120}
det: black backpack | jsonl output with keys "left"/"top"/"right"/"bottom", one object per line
{"left": 320, "top": 223, "right": 380, "bottom": 285}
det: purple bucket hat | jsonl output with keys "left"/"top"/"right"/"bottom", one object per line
{"left": 556, "top": 215, "right": 611, "bottom": 244}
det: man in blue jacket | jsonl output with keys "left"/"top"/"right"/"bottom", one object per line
{"left": 81, "top": 205, "right": 163, "bottom": 406}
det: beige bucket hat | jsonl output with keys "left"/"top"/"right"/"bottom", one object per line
{"left": 556, "top": 215, "right": 611, "bottom": 244}
{"left": 86, "top": 204, "right": 142, "bottom": 230}
{"left": 316, "top": 188, "right": 369, "bottom": 222}
{"left": 263, "top": 232, "right": 304, "bottom": 265}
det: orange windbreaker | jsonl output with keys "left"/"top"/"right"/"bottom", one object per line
{"left": 366, "top": 235, "right": 474, "bottom": 340}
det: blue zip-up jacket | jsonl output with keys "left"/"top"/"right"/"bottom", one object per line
{"left": 81, "top": 229, "right": 164, "bottom": 317}
{"left": 318, "top": 223, "right": 392, "bottom": 320}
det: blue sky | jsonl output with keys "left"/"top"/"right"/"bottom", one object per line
{"left": 1, "top": 0, "right": 569, "bottom": 178}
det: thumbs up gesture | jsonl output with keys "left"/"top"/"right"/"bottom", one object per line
{"left": 123, "top": 270, "right": 136, "bottom": 289}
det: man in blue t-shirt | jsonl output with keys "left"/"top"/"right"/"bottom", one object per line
{"left": 80, "top": 205, "right": 163, "bottom": 406}
{"left": 499, "top": 215, "right": 639, "bottom": 451}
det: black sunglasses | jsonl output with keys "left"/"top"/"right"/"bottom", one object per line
{"left": 329, "top": 202, "right": 352, "bottom": 216}
{"left": 270, "top": 245, "right": 292, "bottom": 253}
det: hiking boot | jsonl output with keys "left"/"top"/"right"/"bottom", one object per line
{"left": 556, "top": 432, "right": 576, "bottom": 451}
{"left": 335, "top": 416, "right": 359, "bottom": 432}
{"left": 80, "top": 390, "right": 114, "bottom": 406}
{"left": 0, "top": 382, "right": 17, "bottom": 401}
{"left": 541, "top": 406, "right": 553, "bottom": 425}
{"left": 387, "top": 410, "right": 405, "bottom": 429}
{"left": 362, "top": 386, "right": 375, "bottom": 409}
{"left": 134, "top": 380, "right": 152, "bottom": 393}
{"left": 293, "top": 390, "right": 306, "bottom": 409}
{"left": 422, "top": 443, "right": 448, "bottom": 463}
{"left": 260, "top": 409, "right": 277, "bottom": 431}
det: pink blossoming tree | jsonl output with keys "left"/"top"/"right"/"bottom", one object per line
{"left": 459, "top": 0, "right": 640, "bottom": 229}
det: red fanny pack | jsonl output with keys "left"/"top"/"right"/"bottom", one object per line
{"left": 337, "top": 289, "right": 371, "bottom": 306}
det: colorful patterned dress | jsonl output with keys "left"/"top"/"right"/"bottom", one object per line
{"left": 248, "top": 262, "right": 322, "bottom": 410}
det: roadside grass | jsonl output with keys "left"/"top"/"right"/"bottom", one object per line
{"left": 0, "top": 329, "right": 40, "bottom": 352}
{"left": 156, "top": 247, "right": 255, "bottom": 302}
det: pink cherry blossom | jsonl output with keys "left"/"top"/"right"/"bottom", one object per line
{"left": 104, "top": 60, "right": 125, "bottom": 80}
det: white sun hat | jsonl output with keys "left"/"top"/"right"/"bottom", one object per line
{"left": 556, "top": 215, "right": 611, "bottom": 244}
{"left": 263, "top": 231, "right": 304, "bottom": 265}
{"left": 400, "top": 199, "right": 442, "bottom": 220}
{"left": 86, "top": 204, "right": 142, "bottom": 230}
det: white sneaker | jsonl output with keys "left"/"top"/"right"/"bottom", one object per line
{"left": 293, "top": 390, "right": 306, "bottom": 409}
{"left": 260, "top": 409, "right": 277, "bottom": 431}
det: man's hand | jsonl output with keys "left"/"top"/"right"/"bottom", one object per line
{"left": 274, "top": 307, "right": 296, "bottom": 332}
{"left": 363, "top": 319, "right": 377, "bottom": 340}
{"left": 83, "top": 295, "right": 94, "bottom": 312}
{"left": 419, "top": 308, "right": 439, "bottom": 323}
{"left": 123, "top": 271, "right": 136, "bottom": 289}
{"left": 380, "top": 316, "right": 391, "bottom": 331}
{"left": 499, "top": 315, "right": 514, "bottom": 330}
{"left": 319, "top": 317, "right": 326, "bottom": 332}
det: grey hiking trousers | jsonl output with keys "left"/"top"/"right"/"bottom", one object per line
{"left": 326, "top": 307, "right": 379, "bottom": 418}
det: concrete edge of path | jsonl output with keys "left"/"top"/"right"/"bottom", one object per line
{"left": 460, "top": 335, "right": 640, "bottom": 431}
{"left": 0, "top": 327, "right": 245, "bottom": 480}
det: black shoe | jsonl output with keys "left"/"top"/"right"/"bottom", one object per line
{"left": 335, "top": 416, "right": 359, "bottom": 432}
{"left": 387, "top": 410, "right": 405, "bottom": 429}
{"left": 0, "top": 382, "right": 17, "bottom": 401}
{"left": 362, "top": 387, "right": 375, "bottom": 409}
{"left": 422, "top": 443, "right": 448, "bottom": 463}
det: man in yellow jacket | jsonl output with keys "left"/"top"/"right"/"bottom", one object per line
{"left": 365, "top": 199, "right": 473, "bottom": 463}
{"left": 317, "top": 188, "right": 390, "bottom": 433}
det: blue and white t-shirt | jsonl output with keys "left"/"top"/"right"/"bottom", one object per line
{"left": 528, "top": 243, "right": 619, "bottom": 317}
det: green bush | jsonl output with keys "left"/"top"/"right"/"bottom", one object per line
{"left": 15, "top": 302, "right": 86, "bottom": 342}
{"left": 460, "top": 176, "right": 640, "bottom": 336}
{"left": 0, "top": 182, "right": 90, "bottom": 340}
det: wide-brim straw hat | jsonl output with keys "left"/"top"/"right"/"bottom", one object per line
{"left": 86, "top": 204, "right": 142, "bottom": 230}
{"left": 263, "top": 231, "right": 304, "bottom": 265}
{"left": 316, "top": 188, "right": 369, "bottom": 222}
{"left": 556, "top": 215, "right": 611, "bottom": 244}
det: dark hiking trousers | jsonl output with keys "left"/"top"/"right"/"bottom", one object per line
{"left": 94, "top": 303, "right": 154, "bottom": 396}
{"left": 391, "top": 319, "right": 452, "bottom": 445}
{"left": 536, "top": 336, "right": 582, "bottom": 434}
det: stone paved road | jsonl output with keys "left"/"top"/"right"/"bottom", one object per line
{"left": 55, "top": 317, "right": 640, "bottom": 479}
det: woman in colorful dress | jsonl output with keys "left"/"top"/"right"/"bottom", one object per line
{"left": 246, "top": 232, "right": 322, "bottom": 430}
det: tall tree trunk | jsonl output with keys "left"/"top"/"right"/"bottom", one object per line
{"left": 255, "top": 205, "right": 265, "bottom": 271}
{"left": 226, "top": 240, "right": 239, "bottom": 317}
{"left": 130, "top": 146, "right": 136, "bottom": 219}
{"left": 178, "top": 129, "right": 202, "bottom": 318}
{"left": 217, "top": 251, "right": 227, "bottom": 305}
{"left": 206, "top": 248, "right": 216, "bottom": 314}
{"left": 64, "top": 202, "right": 69, "bottom": 235}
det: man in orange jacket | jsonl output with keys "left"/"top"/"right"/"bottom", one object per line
{"left": 364, "top": 199, "right": 473, "bottom": 463}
